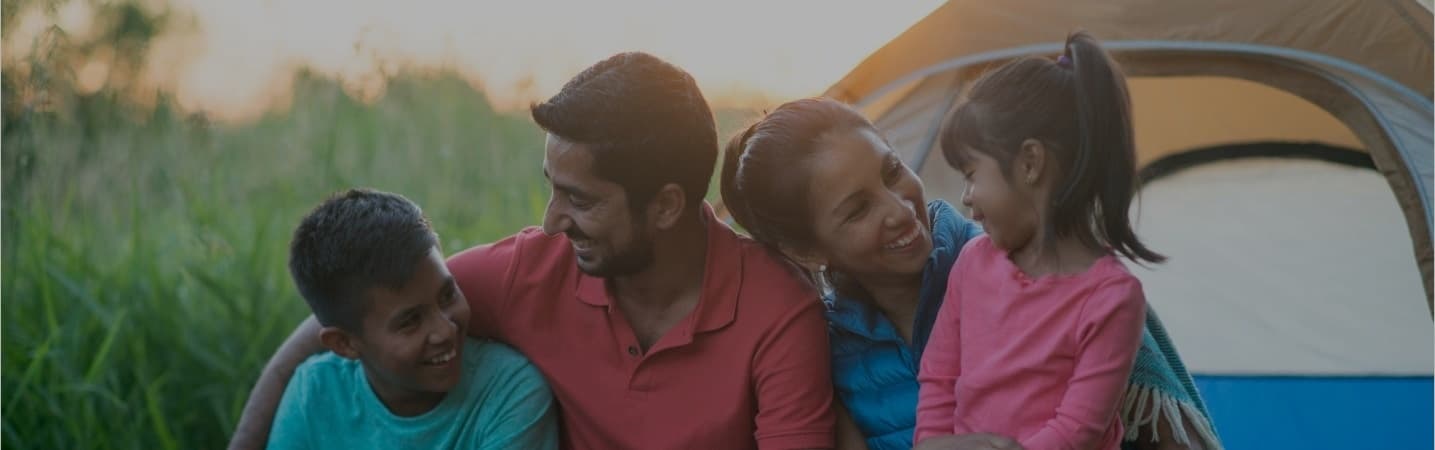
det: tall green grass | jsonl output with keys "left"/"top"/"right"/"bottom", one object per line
{"left": 3, "top": 65, "right": 759, "bottom": 448}
{"left": 3, "top": 68, "right": 557, "bottom": 449}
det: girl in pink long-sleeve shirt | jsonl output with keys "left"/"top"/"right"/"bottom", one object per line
{"left": 914, "top": 32, "right": 1162, "bottom": 450}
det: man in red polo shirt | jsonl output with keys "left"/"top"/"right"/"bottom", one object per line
{"left": 228, "top": 52, "right": 835, "bottom": 450}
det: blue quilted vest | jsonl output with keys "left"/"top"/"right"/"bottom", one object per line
{"left": 825, "top": 200, "right": 981, "bottom": 450}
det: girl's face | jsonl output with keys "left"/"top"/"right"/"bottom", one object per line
{"left": 957, "top": 148, "right": 1040, "bottom": 252}
{"left": 801, "top": 128, "right": 933, "bottom": 282}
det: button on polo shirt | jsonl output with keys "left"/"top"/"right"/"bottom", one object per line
{"left": 447, "top": 204, "right": 835, "bottom": 450}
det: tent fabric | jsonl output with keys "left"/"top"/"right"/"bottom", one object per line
{"left": 826, "top": 0, "right": 1431, "bottom": 104}
{"left": 826, "top": 1, "right": 1434, "bottom": 307}
{"left": 1130, "top": 157, "right": 1433, "bottom": 375}
{"left": 822, "top": 3, "right": 1435, "bottom": 444}
{"left": 1193, "top": 375, "right": 1433, "bottom": 449}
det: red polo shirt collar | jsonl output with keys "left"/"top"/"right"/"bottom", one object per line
{"left": 574, "top": 203, "right": 739, "bottom": 335}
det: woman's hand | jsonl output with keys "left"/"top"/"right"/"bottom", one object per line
{"left": 913, "top": 433, "right": 1024, "bottom": 450}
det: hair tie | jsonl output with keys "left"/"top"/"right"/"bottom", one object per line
{"left": 1056, "top": 54, "right": 1072, "bottom": 67}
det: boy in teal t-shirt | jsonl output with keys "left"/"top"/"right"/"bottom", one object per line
{"left": 267, "top": 189, "right": 557, "bottom": 450}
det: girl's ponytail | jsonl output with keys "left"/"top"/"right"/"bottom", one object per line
{"left": 941, "top": 31, "right": 1164, "bottom": 264}
{"left": 1061, "top": 31, "right": 1164, "bottom": 264}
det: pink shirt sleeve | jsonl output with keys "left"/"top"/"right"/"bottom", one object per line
{"left": 1020, "top": 276, "right": 1147, "bottom": 450}
{"left": 914, "top": 258, "right": 967, "bottom": 444}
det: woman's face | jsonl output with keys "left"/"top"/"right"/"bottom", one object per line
{"left": 801, "top": 128, "right": 932, "bottom": 283}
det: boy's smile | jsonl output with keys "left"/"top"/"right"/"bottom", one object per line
{"left": 340, "top": 247, "right": 472, "bottom": 416}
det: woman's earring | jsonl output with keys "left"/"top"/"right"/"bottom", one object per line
{"left": 818, "top": 264, "right": 827, "bottom": 272}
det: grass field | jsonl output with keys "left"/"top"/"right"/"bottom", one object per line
{"left": 1, "top": 66, "right": 758, "bottom": 449}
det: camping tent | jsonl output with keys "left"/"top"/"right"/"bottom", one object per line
{"left": 824, "top": 1, "right": 1435, "bottom": 448}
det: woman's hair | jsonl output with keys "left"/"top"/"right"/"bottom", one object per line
{"left": 940, "top": 31, "right": 1164, "bottom": 264}
{"left": 720, "top": 97, "right": 879, "bottom": 299}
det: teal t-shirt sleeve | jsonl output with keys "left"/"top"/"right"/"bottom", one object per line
{"left": 265, "top": 362, "right": 315, "bottom": 450}
{"left": 477, "top": 350, "right": 559, "bottom": 450}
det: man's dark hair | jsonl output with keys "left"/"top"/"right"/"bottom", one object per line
{"left": 288, "top": 188, "right": 439, "bottom": 332}
{"left": 531, "top": 51, "right": 718, "bottom": 212}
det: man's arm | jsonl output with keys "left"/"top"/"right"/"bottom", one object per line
{"left": 447, "top": 234, "right": 528, "bottom": 340}
{"left": 228, "top": 316, "right": 324, "bottom": 450}
{"left": 752, "top": 300, "right": 836, "bottom": 450}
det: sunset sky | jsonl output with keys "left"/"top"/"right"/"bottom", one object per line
{"left": 7, "top": 1, "right": 944, "bottom": 120}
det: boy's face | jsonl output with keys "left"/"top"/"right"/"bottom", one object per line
{"left": 343, "top": 247, "right": 471, "bottom": 408}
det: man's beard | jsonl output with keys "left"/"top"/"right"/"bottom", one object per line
{"left": 581, "top": 236, "right": 655, "bottom": 277}
{"left": 570, "top": 222, "right": 656, "bottom": 278}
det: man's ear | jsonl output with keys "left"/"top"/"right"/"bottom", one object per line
{"left": 320, "top": 326, "right": 361, "bottom": 360}
{"left": 1015, "top": 138, "right": 1049, "bottom": 186}
{"left": 646, "top": 183, "right": 687, "bottom": 231}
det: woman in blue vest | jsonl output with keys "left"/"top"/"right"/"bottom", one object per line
{"left": 719, "top": 97, "right": 1222, "bottom": 450}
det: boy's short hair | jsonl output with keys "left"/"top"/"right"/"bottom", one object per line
{"left": 288, "top": 188, "right": 438, "bottom": 332}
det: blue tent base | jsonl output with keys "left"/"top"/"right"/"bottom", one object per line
{"left": 1194, "top": 375, "right": 1432, "bottom": 449}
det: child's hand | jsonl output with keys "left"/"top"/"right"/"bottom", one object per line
{"left": 913, "top": 433, "right": 1024, "bottom": 450}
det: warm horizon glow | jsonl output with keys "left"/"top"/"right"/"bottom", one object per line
{"left": 5, "top": 1, "right": 944, "bottom": 121}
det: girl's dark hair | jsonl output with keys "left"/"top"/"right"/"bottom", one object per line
{"left": 941, "top": 31, "right": 1164, "bottom": 264}
{"left": 720, "top": 97, "right": 877, "bottom": 299}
